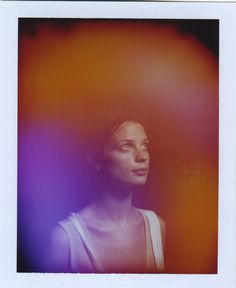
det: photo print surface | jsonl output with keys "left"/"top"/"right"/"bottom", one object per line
{"left": 17, "top": 18, "right": 218, "bottom": 273}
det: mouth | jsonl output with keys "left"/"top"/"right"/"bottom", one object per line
{"left": 132, "top": 168, "right": 148, "bottom": 177}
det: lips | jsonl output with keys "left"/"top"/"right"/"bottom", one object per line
{"left": 132, "top": 168, "right": 148, "bottom": 176}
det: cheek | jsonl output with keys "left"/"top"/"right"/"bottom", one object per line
{"left": 104, "top": 153, "right": 132, "bottom": 174}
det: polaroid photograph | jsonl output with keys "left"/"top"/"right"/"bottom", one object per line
{"left": 0, "top": 1, "right": 236, "bottom": 288}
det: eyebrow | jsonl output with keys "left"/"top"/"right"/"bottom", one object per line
{"left": 114, "top": 138, "right": 150, "bottom": 145}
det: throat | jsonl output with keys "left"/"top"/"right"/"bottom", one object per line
{"left": 93, "top": 189, "right": 136, "bottom": 224}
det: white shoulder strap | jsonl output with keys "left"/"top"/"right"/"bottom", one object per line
{"left": 68, "top": 213, "right": 104, "bottom": 272}
{"left": 142, "top": 210, "right": 164, "bottom": 271}
{"left": 59, "top": 220, "right": 78, "bottom": 270}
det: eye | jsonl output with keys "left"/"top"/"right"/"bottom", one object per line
{"left": 141, "top": 142, "right": 149, "bottom": 151}
{"left": 120, "top": 143, "right": 131, "bottom": 151}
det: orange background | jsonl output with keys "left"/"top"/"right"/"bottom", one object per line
{"left": 18, "top": 19, "right": 218, "bottom": 273}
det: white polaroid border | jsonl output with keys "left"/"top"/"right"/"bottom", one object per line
{"left": 0, "top": 1, "right": 236, "bottom": 288}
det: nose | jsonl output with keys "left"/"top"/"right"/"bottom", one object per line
{"left": 135, "top": 148, "right": 148, "bottom": 163}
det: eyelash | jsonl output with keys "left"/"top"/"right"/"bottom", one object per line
{"left": 120, "top": 143, "right": 131, "bottom": 151}
{"left": 119, "top": 143, "right": 149, "bottom": 151}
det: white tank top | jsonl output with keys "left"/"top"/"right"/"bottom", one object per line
{"left": 59, "top": 209, "right": 164, "bottom": 273}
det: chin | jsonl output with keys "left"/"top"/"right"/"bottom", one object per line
{"left": 129, "top": 177, "right": 148, "bottom": 186}
{"left": 108, "top": 173, "right": 148, "bottom": 187}
{"left": 134, "top": 181, "right": 147, "bottom": 186}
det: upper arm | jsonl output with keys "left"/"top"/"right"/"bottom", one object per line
{"left": 49, "top": 225, "right": 70, "bottom": 272}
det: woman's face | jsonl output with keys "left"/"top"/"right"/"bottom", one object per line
{"left": 103, "top": 121, "right": 150, "bottom": 186}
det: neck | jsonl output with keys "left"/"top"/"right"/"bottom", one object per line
{"left": 94, "top": 181, "right": 135, "bottom": 224}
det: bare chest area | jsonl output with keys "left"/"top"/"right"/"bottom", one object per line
{"left": 86, "top": 219, "right": 147, "bottom": 273}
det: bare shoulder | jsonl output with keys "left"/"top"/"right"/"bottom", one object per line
{"left": 49, "top": 225, "right": 70, "bottom": 272}
{"left": 50, "top": 225, "right": 70, "bottom": 249}
{"left": 78, "top": 203, "right": 96, "bottom": 224}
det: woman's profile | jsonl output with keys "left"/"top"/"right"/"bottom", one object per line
{"left": 49, "top": 110, "right": 165, "bottom": 273}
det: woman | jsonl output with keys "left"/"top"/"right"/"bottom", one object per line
{"left": 50, "top": 113, "right": 165, "bottom": 273}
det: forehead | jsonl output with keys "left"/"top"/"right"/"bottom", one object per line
{"left": 109, "top": 121, "right": 148, "bottom": 143}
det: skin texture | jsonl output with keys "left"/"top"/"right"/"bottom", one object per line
{"left": 50, "top": 121, "right": 165, "bottom": 273}
{"left": 79, "top": 121, "right": 150, "bottom": 272}
{"left": 103, "top": 121, "right": 150, "bottom": 186}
